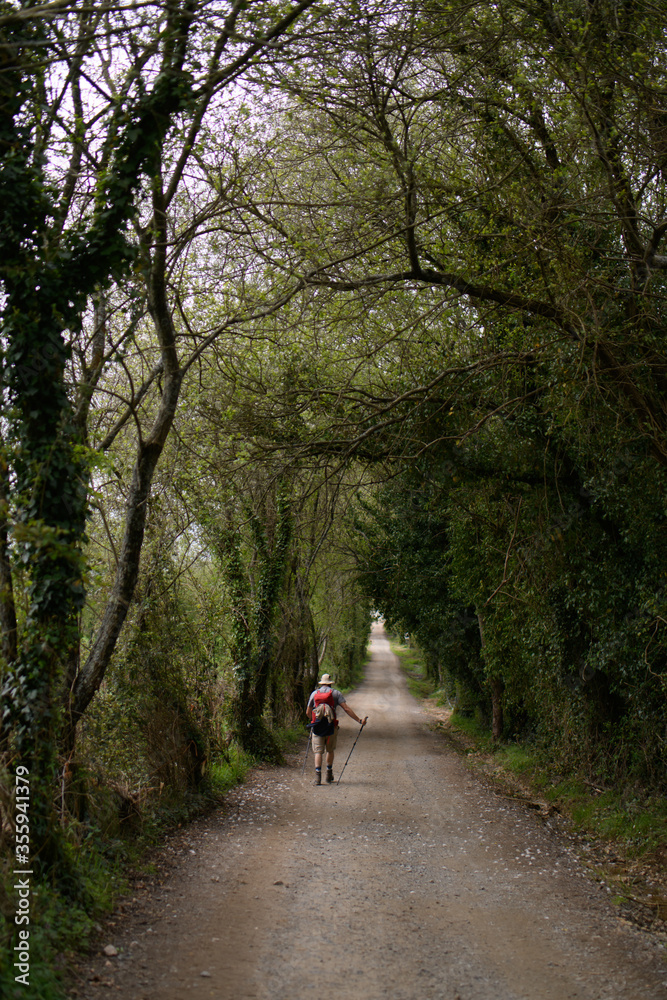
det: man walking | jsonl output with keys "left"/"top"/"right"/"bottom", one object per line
{"left": 306, "top": 673, "right": 368, "bottom": 785}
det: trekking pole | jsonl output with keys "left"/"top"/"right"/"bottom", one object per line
{"left": 301, "top": 730, "right": 312, "bottom": 776}
{"left": 336, "top": 718, "right": 367, "bottom": 785}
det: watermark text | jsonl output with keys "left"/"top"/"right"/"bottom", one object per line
{"left": 14, "top": 765, "right": 32, "bottom": 986}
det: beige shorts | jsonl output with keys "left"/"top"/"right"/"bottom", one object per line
{"left": 311, "top": 727, "right": 338, "bottom": 754}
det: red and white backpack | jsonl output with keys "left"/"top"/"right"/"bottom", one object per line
{"left": 310, "top": 689, "right": 337, "bottom": 735}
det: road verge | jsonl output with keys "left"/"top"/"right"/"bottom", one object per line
{"left": 391, "top": 638, "right": 667, "bottom": 939}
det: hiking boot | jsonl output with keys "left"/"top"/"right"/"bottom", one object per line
{"left": 313, "top": 772, "right": 321, "bottom": 785}
{"left": 326, "top": 769, "right": 334, "bottom": 783}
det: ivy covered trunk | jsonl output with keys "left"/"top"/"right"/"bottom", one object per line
{"left": 1, "top": 308, "right": 89, "bottom": 874}
{"left": 0, "top": 26, "right": 87, "bottom": 872}
{"left": 477, "top": 611, "right": 504, "bottom": 742}
{"left": 0, "top": 7, "right": 197, "bottom": 874}
{"left": 223, "top": 494, "right": 293, "bottom": 760}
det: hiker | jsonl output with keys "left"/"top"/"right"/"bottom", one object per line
{"left": 306, "top": 673, "right": 368, "bottom": 785}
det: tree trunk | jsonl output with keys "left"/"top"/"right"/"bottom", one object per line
{"left": 490, "top": 677, "right": 504, "bottom": 742}
{"left": 68, "top": 173, "right": 183, "bottom": 736}
{"left": 227, "top": 495, "right": 292, "bottom": 760}
{"left": 0, "top": 440, "right": 17, "bottom": 758}
{"left": 477, "top": 610, "right": 504, "bottom": 742}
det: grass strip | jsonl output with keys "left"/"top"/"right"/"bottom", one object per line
{"left": 390, "top": 640, "right": 667, "bottom": 865}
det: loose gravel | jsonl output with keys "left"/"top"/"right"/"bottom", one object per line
{"left": 71, "top": 626, "right": 667, "bottom": 1000}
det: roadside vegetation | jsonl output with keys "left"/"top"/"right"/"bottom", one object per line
{"left": 391, "top": 637, "right": 667, "bottom": 868}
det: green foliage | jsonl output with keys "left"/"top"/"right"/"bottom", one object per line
{"left": 324, "top": 594, "right": 372, "bottom": 693}
{"left": 0, "top": 731, "right": 254, "bottom": 1000}
{"left": 390, "top": 640, "right": 438, "bottom": 700}
{"left": 0, "top": 0, "right": 201, "bottom": 872}
{"left": 5, "top": 0, "right": 667, "bottom": 973}
{"left": 355, "top": 400, "right": 667, "bottom": 786}
{"left": 501, "top": 756, "right": 667, "bottom": 858}
{"left": 355, "top": 468, "right": 486, "bottom": 713}
{"left": 208, "top": 745, "right": 255, "bottom": 797}
{"left": 209, "top": 487, "right": 294, "bottom": 760}
{"left": 80, "top": 541, "right": 227, "bottom": 798}
{"left": 0, "top": 811, "right": 129, "bottom": 1000}
{"left": 447, "top": 720, "right": 667, "bottom": 858}
{"left": 255, "top": 0, "right": 667, "bottom": 793}
{"left": 449, "top": 712, "right": 494, "bottom": 749}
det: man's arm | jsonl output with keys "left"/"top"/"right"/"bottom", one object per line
{"left": 341, "top": 703, "right": 368, "bottom": 725}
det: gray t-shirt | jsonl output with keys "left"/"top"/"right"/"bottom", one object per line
{"left": 307, "top": 687, "right": 346, "bottom": 717}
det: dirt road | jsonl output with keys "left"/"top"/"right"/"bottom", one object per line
{"left": 74, "top": 624, "right": 667, "bottom": 999}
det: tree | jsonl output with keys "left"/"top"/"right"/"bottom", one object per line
{"left": 185, "top": 0, "right": 667, "bottom": 776}
{"left": 0, "top": 0, "right": 318, "bottom": 873}
{"left": 205, "top": 0, "right": 667, "bottom": 470}
{"left": 173, "top": 371, "right": 373, "bottom": 756}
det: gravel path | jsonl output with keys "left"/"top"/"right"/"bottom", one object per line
{"left": 72, "top": 624, "right": 667, "bottom": 1000}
